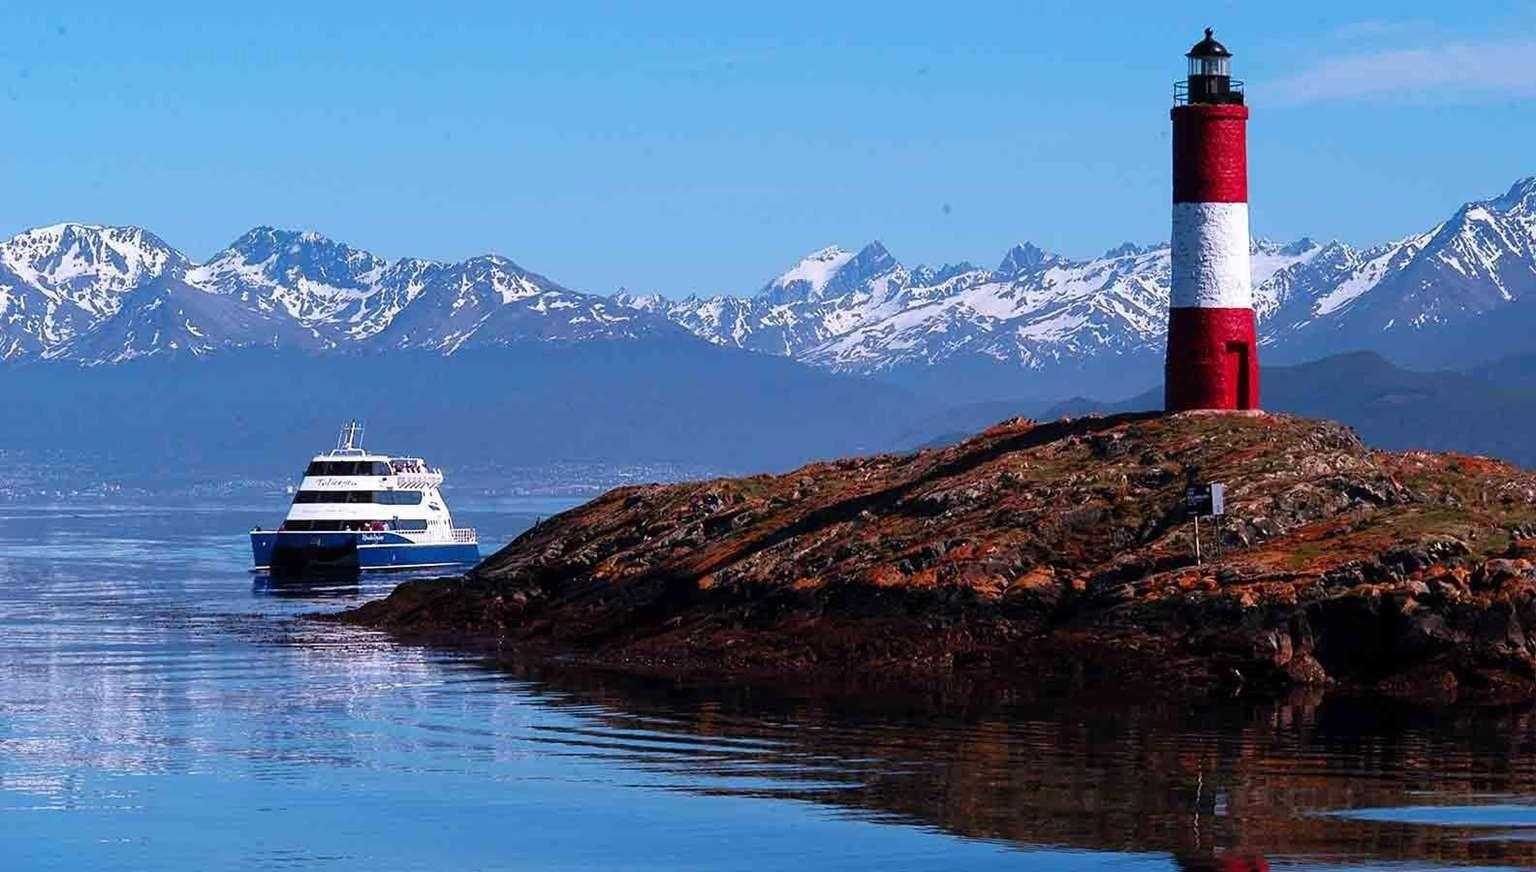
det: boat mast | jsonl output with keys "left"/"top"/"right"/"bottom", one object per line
{"left": 337, "top": 419, "right": 365, "bottom": 452}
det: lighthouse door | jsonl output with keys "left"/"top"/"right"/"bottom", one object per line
{"left": 1226, "top": 341, "right": 1252, "bottom": 410}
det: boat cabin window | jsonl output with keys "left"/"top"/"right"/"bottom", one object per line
{"left": 303, "top": 460, "right": 393, "bottom": 476}
{"left": 281, "top": 520, "right": 347, "bottom": 531}
{"left": 281, "top": 519, "right": 414, "bottom": 532}
{"left": 293, "top": 490, "right": 369, "bottom": 503}
{"left": 293, "top": 490, "right": 424, "bottom": 505}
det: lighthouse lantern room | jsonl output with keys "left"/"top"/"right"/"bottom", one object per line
{"left": 1182, "top": 28, "right": 1241, "bottom": 105}
{"left": 1166, "top": 28, "right": 1260, "bottom": 413}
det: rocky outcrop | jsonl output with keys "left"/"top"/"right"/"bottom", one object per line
{"left": 338, "top": 413, "right": 1536, "bottom": 702}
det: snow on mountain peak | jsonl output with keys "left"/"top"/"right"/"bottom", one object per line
{"left": 612, "top": 289, "right": 667, "bottom": 312}
{"left": 1255, "top": 237, "right": 1321, "bottom": 257}
{"left": 910, "top": 262, "right": 982, "bottom": 286}
{"left": 213, "top": 226, "right": 383, "bottom": 277}
{"left": 0, "top": 223, "right": 188, "bottom": 354}
{"left": 1103, "top": 242, "right": 1156, "bottom": 259}
{"left": 185, "top": 226, "right": 391, "bottom": 328}
{"left": 1488, "top": 176, "right": 1536, "bottom": 217}
{"left": 1, "top": 223, "right": 183, "bottom": 291}
{"left": 996, "top": 242, "right": 1059, "bottom": 275}
{"left": 760, "top": 246, "right": 854, "bottom": 298}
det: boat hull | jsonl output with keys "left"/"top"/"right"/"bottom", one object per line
{"left": 251, "top": 531, "right": 479, "bottom": 573}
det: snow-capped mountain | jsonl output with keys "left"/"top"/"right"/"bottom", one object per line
{"left": 367, "top": 255, "right": 681, "bottom": 352}
{"left": 0, "top": 224, "right": 187, "bottom": 358}
{"left": 187, "top": 227, "right": 685, "bottom": 352}
{"left": 622, "top": 242, "right": 915, "bottom": 358}
{"left": 186, "top": 227, "right": 392, "bottom": 330}
{"left": 643, "top": 176, "right": 1536, "bottom": 393}
{"left": 1260, "top": 180, "right": 1536, "bottom": 356}
{"left": 5, "top": 176, "right": 1536, "bottom": 385}
{"left": 648, "top": 236, "right": 1323, "bottom": 383}
{"left": 46, "top": 275, "right": 324, "bottom": 364}
{"left": 995, "top": 242, "right": 1060, "bottom": 276}
{"left": 1, "top": 224, "right": 685, "bottom": 363}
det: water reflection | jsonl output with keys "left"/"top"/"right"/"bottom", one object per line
{"left": 251, "top": 573, "right": 363, "bottom": 600}
{"left": 1174, "top": 857, "right": 1270, "bottom": 872}
{"left": 3, "top": 504, "right": 1536, "bottom": 870}
{"left": 445, "top": 661, "right": 1536, "bottom": 868}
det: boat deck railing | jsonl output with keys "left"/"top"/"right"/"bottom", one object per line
{"left": 393, "top": 471, "right": 445, "bottom": 488}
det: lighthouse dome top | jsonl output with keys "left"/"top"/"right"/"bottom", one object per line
{"left": 1177, "top": 27, "right": 1241, "bottom": 105}
{"left": 1186, "top": 28, "right": 1231, "bottom": 59}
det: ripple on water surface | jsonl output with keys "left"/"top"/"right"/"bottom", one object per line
{"left": 4, "top": 504, "right": 1536, "bottom": 870}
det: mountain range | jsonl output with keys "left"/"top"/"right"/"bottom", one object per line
{"left": 5, "top": 177, "right": 1536, "bottom": 481}
{"left": 0, "top": 224, "right": 688, "bottom": 364}
{"left": 4, "top": 177, "right": 1536, "bottom": 403}
{"left": 632, "top": 175, "right": 1536, "bottom": 398}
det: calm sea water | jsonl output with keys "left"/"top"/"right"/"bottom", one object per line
{"left": 4, "top": 503, "right": 1536, "bottom": 870}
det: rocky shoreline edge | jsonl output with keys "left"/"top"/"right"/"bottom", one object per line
{"left": 331, "top": 413, "right": 1536, "bottom": 704}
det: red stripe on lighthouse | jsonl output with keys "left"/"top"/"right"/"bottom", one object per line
{"left": 1165, "top": 307, "right": 1260, "bottom": 411}
{"left": 1171, "top": 104, "right": 1249, "bottom": 203}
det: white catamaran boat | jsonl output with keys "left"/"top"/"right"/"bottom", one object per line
{"left": 250, "top": 421, "right": 479, "bottom": 573}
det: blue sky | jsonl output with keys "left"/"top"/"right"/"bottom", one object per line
{"left": 2, "top": 1, "right": 1534, "bottom": 296}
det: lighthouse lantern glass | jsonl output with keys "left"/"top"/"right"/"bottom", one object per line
{"left": 1189, "top": 55, "right": 1229, "bottom": 78}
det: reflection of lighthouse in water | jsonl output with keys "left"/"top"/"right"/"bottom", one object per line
{"left": 1174, "top": 855, "right": 1271, "bottom": 872}
{"left": 1166, "top": 28, "right": 1259, "bottom": 413}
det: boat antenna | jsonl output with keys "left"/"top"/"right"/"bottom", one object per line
{"left": 338, "top": 419, "right": 365, "bottom": 451}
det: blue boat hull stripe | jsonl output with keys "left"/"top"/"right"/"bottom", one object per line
{"left": 251, "top": 532, "right": 478, "bottom": 571}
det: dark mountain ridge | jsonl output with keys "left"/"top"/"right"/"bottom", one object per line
{"left": 0, "top": 343, "right": 939, "bottom": 482}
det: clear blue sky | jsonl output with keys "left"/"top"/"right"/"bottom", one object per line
{"left": 2, "top": 1, "right": 1533, "bottom": 296}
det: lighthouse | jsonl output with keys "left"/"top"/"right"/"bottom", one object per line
{"left": 1166, "top": 28, "right": 1259, "bottom": 412}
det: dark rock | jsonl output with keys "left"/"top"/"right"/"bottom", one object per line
{"left": 334, "top": 412, "right": 1536, "bottom": 703}
{"left": 1377, "top": 663, "right": 1459, "bottom": 704}
{"left": 1474, "top": 559, "right": 1533, "bottom": 590}
{"left": 1284, "top": 654, "right": 1331, "bottom": 686}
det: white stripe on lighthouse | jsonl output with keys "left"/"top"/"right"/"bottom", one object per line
{"left": 1170, "top": 201, "right": 1253, "bottom": 309}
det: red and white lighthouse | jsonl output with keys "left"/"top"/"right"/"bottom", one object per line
{"left": 1166, "top": 28, "right": 1259, "bottom": 412}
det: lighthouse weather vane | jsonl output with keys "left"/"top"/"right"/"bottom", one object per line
{"left": 1166, "top": 27, "right": 1260, "bottom": 413}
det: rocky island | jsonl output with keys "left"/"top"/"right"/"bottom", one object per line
{"left": 338, "top": 413, "right": 1536, "bottom": 703}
